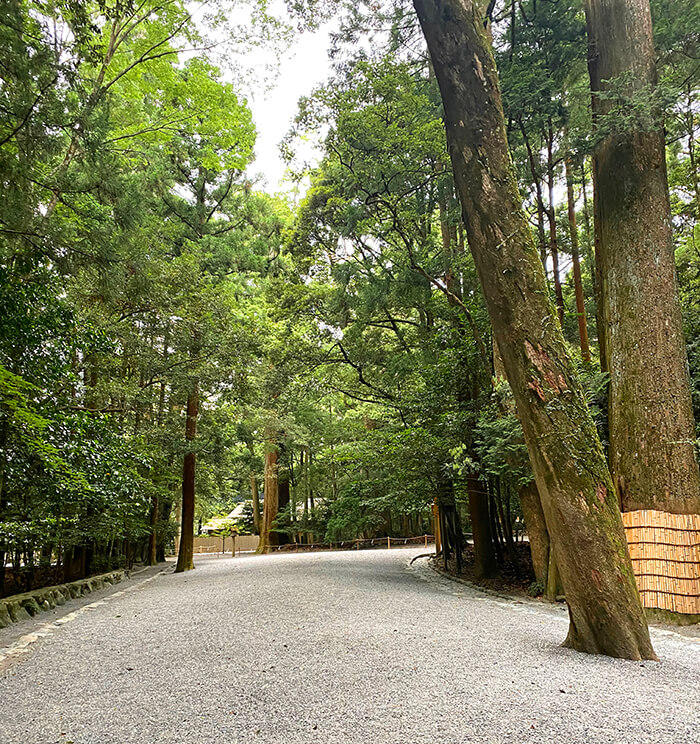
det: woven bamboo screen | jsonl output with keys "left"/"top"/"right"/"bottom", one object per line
{"left": 622, "top": 510, "right": 700, "bottom": 615}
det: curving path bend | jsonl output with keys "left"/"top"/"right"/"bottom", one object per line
{"left": 1, "top": 548, "right": 700, "bottom": 744}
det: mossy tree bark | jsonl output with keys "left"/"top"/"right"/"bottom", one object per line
{"left": 584, "top": 0, "right": 700, "bottom": 514}
{"left": 175, "top": 383, "right": 198, "bottom": 573}
{"left": 413, "top": 0, "right": 656, "bottom": 659}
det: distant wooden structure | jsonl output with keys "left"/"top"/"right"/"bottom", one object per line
{"left": 622, "top": 510, "right": 700, "bottom": 615}
{"left": 173, "top": 534, "right": 260, "bottom": 556}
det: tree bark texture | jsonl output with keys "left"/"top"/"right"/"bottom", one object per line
{"left": 175, "top": 384, "right": 198, "bottom": 573}
{"left": 258, "top": 433, "right": 280, "bottom": 553}
{"left": 413, "top": 0, "right": 655, "bottom": 659}
{"left": 584, "top": 0, "right": 700, "bottom": 514}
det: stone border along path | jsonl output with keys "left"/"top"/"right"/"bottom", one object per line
{"left": 0, "top": 570, "right": 131, "bottom": 630}
{"left": 0, "top": 565, "right": 169, "bottom": 672}
{"left": 2, "top": 548, "right": 700, "bottom": 744}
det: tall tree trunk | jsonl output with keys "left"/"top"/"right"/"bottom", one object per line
{"left": 565, "top": 157, "right": 591, "bottom": 362}
{"left": 584, "top": 0, "right": 700, "bottom": 514}
{"left": 175, "top": 383, "right": 199, "bottom": 573}
{"left": 258, "top": 431, "right": 280, "bottom": 553}
{"left": 412, "top": 0, "right": 655, "bottom": 659}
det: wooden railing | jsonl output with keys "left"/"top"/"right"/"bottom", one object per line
{"left": 266, "top": 535, "right": 435, "bottom": 553}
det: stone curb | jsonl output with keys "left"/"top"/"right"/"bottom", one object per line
{"left": 0, "top": 570, "right": 128, "bottom": 629}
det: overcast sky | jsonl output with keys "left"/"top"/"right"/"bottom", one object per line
{"left": 245, "top": 24, "right": 334, "bottom": 194}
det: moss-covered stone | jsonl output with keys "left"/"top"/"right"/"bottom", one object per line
{"left": 8, "top": 602, "right": 30, "bottom": 623}
{"left": 21, "top": 597, "right": 41, "bottom": 616}
{"left": 0, "top": 569, "right": 128, "bottom": 628}
{"left": 0, "top": 603, "right": 12, "bottom": 628}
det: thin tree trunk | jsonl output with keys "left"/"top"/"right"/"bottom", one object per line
{"left": 495, "top": 481, "right": 520, "bottom": 572}
{"left": 518, "top": 119, "right": 548, "bottom": 270}
{"left": 175, "top": 384, "right": 199, "bottom": 573}
{"left": 584, "top": 0, "right": 700, "bottom": 514}
{"left": 412, "top": 0, "right": 655, "bottom": 659}
{"left": 565, "top": 157, "right": 591, "bottom": 362}
{"left": 546, "top": 119, "right": 565, "bottom": 327}
{"left": 488, "top": 489, "right": 505, "bottom": 564}
{"left": 148, "top": 494, "right": 158, "bottom": 566}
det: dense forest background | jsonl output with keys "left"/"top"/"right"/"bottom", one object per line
{"left": 1, "top": 0, "right": 698, "bottom": 598}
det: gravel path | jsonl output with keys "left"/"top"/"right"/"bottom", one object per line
{"left": 1, "top": 548, "right": 700, "bottom": 744}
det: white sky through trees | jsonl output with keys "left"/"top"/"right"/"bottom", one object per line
{"left": 246, "top": 23, "right": 333, "bottom": 193}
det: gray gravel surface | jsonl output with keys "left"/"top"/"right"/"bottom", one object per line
{"left": 1, "top": 548, "right": 699, "bottom": 744}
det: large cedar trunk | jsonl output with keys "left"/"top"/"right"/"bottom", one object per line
{"left": 413, "top": 0, "right": 655, "bottom": 659}
{"left": 175, "top": 385, "right": 198, "bottom": 573}
{"left": 257, "top": 434, "right": 280, "bottom": 553}
{"left": 584, "top": 0, "right": 700, "bottom": 514}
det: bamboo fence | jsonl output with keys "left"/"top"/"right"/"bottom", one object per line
{"left": 622, "top": 510, "right": 700, "bottom": 615}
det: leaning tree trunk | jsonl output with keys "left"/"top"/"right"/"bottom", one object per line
{"left": 175, "top": 383, "right": 199, "bottom": 573}
{"left": 413, "top": 0, "right": 655, "bottom": 659}
{"left": 584, "top": 0, "right": 700, "bottom": 514}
